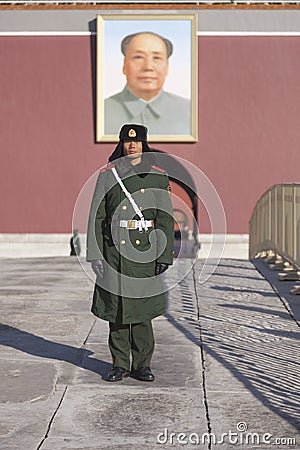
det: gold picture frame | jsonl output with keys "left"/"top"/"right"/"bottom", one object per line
{"left": 96, "top": 14, "right": 198, "bottom": 143}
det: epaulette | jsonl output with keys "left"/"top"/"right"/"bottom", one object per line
{"left": 100, "top": 163, "right": 115, "bottom": 173}
{"left": 151, "top": 165, "right": 166, "bottom": 174}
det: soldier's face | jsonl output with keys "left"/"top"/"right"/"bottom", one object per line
{"left": 123, "top": 140, "right": 143, "bottom": 165}
{"left": 123, "top": 33, "right": 169, "bottom": 102}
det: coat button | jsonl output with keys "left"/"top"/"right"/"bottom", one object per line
{"left": 122, "top": 205, "right": 127, "bottom": 210}
{"left": 140, "top": 188, "right": 145, "bottom": 193}
{"left": 135, "top": 240, "right": 140, "bottom": 245}
{"left": 120, "top": 240, "right": 126, "bottom": 245}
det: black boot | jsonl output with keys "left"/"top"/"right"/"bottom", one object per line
{"left": 107, "top": 367, "right": 130, "bottom": 382}
{"left": 131, "top": 367, "right": 155, "bottom": 382}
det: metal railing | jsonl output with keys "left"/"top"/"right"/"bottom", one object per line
{"left": 249, "top": 183, "right": 300, "bottom": 269}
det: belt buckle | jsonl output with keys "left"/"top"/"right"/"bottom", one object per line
{"left": 127, "top": 220, "right": 136, "bottom": 229}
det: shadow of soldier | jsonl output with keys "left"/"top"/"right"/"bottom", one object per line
{"left": 0, "top": 324, "right": 111, "bottom": 379}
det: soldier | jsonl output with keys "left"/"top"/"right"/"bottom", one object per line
{"left": 87, "top": 124, "right": 174, "bottom": 382}
{"left": 70, "top": 229, "right": 81, "bottom": 256}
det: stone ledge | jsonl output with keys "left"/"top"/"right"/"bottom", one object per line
{"left": 0, "top": 233, "right": 249, "bottom": 259}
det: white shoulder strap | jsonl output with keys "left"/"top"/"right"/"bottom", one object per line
{"left": 111, "top": 166, "right": 148, "bottom": 230}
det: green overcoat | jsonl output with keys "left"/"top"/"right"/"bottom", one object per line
{"left": 86, "top": 160, "right": 174, "bottom": 325}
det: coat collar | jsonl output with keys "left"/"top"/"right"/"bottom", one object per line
{"left": 121, "top": 85, "right": 165, "bottom": 118}
{"left": 114, "top": 153, "right": 157, "bottom": 178}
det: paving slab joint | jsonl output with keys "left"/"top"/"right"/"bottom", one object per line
{"left": 82, "top": 318, "right": 97, "bottom": 346}
{"left": 72, "top": 319, "right": 97, "bottom": 369}
{"left": 192, "top": 265, "right": 212, "bottom": 450}
{"left": 36, "top": 385, "right": 68, "bottom": 450}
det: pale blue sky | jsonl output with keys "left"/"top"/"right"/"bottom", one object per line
{"left": 102, "top": 19, "right": 192, "bottom": 99}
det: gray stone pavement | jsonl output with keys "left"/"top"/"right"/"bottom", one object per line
{"left": 0, "top": 256, "right": 299, "bottom": 450}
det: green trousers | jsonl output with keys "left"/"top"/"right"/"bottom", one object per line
{"left": 109, "top": 320, "right": 155, "bottom": 371}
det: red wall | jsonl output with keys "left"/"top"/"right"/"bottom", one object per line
{"left": 1, "top": 35, "right": 299, "bottom": 233}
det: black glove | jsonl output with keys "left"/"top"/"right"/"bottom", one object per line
{"left": 91, "top": 260, "right": 104, "bottom": 278}
{"left": 155, "top": 263, "right": 169, "bottom": 275}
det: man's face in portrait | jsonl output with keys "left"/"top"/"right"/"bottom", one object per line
{"left": 123, "top": 33, "right": 169, "bottom": 102}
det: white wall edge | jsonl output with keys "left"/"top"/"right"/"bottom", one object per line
{"left": 0, "top": 31, "right": 94, "bottom": 36}
{"left": 1, "top": 31, "right": 300, "bottom": 36}
{"left": 197, "top": 31, "right": 300, "bottom": 36}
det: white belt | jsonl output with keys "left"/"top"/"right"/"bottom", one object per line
{"left": 120, "top": 220, "right": 154, "bottom": 230}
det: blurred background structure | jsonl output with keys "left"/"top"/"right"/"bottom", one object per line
{"left": 0, "top": 2, "right": 300, "bottom": 259}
